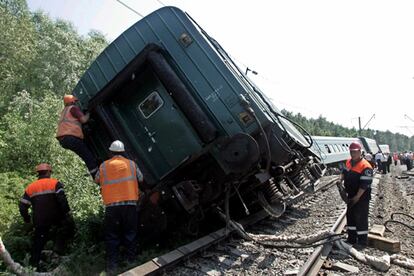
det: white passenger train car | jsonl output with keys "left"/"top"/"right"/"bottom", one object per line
{"left": 311, "top": 136, "right": 360, "bottom": 168}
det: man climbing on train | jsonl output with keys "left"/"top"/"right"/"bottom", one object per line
{"left": 94, "top": 140, "right": 144, "bottom": 273}
{"left": 338, "top": 142, "right": 373, "bottom": 249}
{"left": 56, "top": 94, "right": 98, "bottom": 177}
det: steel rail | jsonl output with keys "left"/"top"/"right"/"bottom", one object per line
{"left": 297, "top": 207, "right": 347, "bottom": 276}
{"left": 120, "top": 210, "right": 268, "bottom": 276}
{"left": 297, "top": 171, "right": 381, "bottom": 276}
{"left": 120, "top": 177, "right": 323, "bottom": 275}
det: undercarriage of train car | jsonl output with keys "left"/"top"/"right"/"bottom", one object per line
{"left": 140, "top": 127, "right": 325, "bottom": 238}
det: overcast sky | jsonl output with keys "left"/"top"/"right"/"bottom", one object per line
{"left": 27, "top": 0, "right": 414, "bottom": 137}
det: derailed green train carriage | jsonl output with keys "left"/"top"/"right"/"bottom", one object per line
{"left": 73, "top": 6, "right": 324, "bottom": 232}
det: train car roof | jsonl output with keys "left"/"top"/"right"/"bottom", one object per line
{"left": 312, "top": 136, "right": 358, "bottom": 141}
{"left": 379, "top": 144, "right": 390, "bottom": 153}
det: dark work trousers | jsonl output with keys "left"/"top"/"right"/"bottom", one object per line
{"left": 346, "top": 199, "right": 370, "bottom": 245}
{"left": 376, "top": 160, "right": 382, "bottom": 173}
{"left": 104, "top": 205, "right": 138, "bottom": 272}
{"left": 58, "top": 135, "right": 98, "bottom": 176}
{"left": 381, "top": 162, "right": 388, "bottom": 174}
{"left": 407, "top": 159, "right": 413, "bottom": 171}
{"left": 30, "top": 225, "right": 50, "bottom": 269}
{"left": 30, "top": 219, "right": 74, "bottom": 269}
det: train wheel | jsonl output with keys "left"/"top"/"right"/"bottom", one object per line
{"left": 257, "top": 191, "right": 286, "bottom": 218}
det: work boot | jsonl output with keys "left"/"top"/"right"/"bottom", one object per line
{"left": 346, "top": 237, "right": 356, "bottom": 245}
{"left": 105, "top": 267, "right": 118, "bottom": 276}
{"left": 353, "top": 243, "right": 367, "bottom": 251}
{"left": 90, "top": 167, "right": 99, "bottom": 178}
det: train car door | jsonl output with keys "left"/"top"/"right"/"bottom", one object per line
{"left": 111, "top": 68, "right": 203, "bottom": 180}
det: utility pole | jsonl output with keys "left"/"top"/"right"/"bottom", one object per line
{"left": 358, "top": 114, "right": 375, "bottom": 137}
{"left": 245, "top": 67, "right": 258, "bottom": 76}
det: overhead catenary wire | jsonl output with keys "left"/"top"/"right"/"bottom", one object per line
{"left": 185, "top": 12, "right": 314, "bottom": 152}
{"left": 115, "top": 0, "right": 144, "bottom": 18}
{"left": 155, "top": 0, "right": 166, "bottom": 7}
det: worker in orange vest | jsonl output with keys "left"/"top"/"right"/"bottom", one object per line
{"left": 19, "top": 163, "right": 74, "bottom": 270}
{"left": 340, "top": 142, "right": 373, "bottom": 249}
{"left": 56, "top": 95, "right": 98, "bottom": 177}
{"left": 94, "top": 140, "right": 143, "bottom": 273}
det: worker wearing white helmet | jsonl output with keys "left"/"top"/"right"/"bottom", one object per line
{"left": 94, "top": 140, "right": 143, "bottom": 273}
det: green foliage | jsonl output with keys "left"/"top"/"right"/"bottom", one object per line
{"left": 0, "top": 172, "right": 30, "bottom": 234}
{"left": 0, "top": 90, "right": 104, "bottom": 272}
{"left": 0, "top": 0, "right": 36, "bottom": 115}
{"left": 0, "top": 0, "right": 107, "bottom": 116}
{"left": 281, "top": 109, "right": 414, "bottom": 152}
{"left": 26, "top": 12, "right": 99, "bottom": 97}
{"left": 0, "top": 0, "right": 108, "bottom": 273}
{"left": 0, "top": 91, "right": 59, "bottom": 173}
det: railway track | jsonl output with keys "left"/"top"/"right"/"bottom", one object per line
{"left": 120, "top": 175, "right": 379, "bottom": 275}
{"left": 298, "top": 174, "right": 379, "bottom": 276}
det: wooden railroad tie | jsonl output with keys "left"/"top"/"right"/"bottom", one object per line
{"left": 368, "top": 224, "right": 400, "bottom": 253}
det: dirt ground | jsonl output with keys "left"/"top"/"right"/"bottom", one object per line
{"left": 374, "top": 164, "right": 414, "bottom": 257}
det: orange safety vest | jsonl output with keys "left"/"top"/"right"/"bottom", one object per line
{"left": 56, "top": 105, "right": 84, "bottom": 139}
{"left": 345, "top": 158, "right": 372, "bottom": 173}
{"left": 26, "top": 178, "right": 59, "bottom": 198}
{"left": 99, "top": 156, "right": 139, "bottom": 206}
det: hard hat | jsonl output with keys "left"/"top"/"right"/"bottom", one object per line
{"left": 36, "top": 163, "right": 52, "bottom": 172}
{"left": 63, "top": 95, "right": 78, "bottom": 105}
{"left": 109, "top": 140, "right": 125, "bottom": 152}
{"left": 349, "top": 142, "right": 362, "bottom": 151}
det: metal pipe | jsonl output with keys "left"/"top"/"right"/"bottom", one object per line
{"left": 274, "top": 160, "right": 296, "bottom": 175}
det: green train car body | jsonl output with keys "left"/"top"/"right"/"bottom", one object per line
{"left": 73, "top": 7, "right": 323, "bottom": 221}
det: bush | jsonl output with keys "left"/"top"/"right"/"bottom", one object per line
{"left": 0, "top": 92, "right": 105, "bottom": 273}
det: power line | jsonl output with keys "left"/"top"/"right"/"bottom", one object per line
{"left": 398, "top": 126, "right": 414, "bottom": 135}
{"left": 404, "top": 114, "right": 414, "bottom": 124}
{"left": 115, "top": 0, "right": 144, "bottom": 18}
{"left": 155, "top": 0, "right": 166, "bottom": 6}
{"left": 362, "top": 114, "right": 375, "bottom": 130}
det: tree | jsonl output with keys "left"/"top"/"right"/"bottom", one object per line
{"left": 282, "top": 110, "right": 414, "bottom": 152}
{"left": 0, "top": 0, "right": 36, "bottom": 115}
{"left": 0, "top": 1, "right": 108, "bottom": 271}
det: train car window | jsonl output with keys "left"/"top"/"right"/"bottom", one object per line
{"left": 138, "top": 91, "right": 164, "bottom": 119}
{"left": 325, "top": 144, "right": 331, "bottom": 153}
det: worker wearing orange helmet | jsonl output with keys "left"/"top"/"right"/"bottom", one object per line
{"left": 19, "top": 163, "right": 74, "bottom": 270}
{"left": 94, "top": 140, "right": 143, "bottom": 273}
{"left": 56, "top": 94, "right": 98, "bottom": 177}
{"left": 339, "top": 142, "right": 373, "bottom": 249}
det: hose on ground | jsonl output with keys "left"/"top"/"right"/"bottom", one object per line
{"left": 254, "top": 234, "right": 345, "bottom": 249}
{"left": 384, "top": 212, "right": 414, "bottom": 233}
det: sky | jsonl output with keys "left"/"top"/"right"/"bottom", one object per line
{"left": 27, "top": 0, "right": 414, "bottom": 137}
